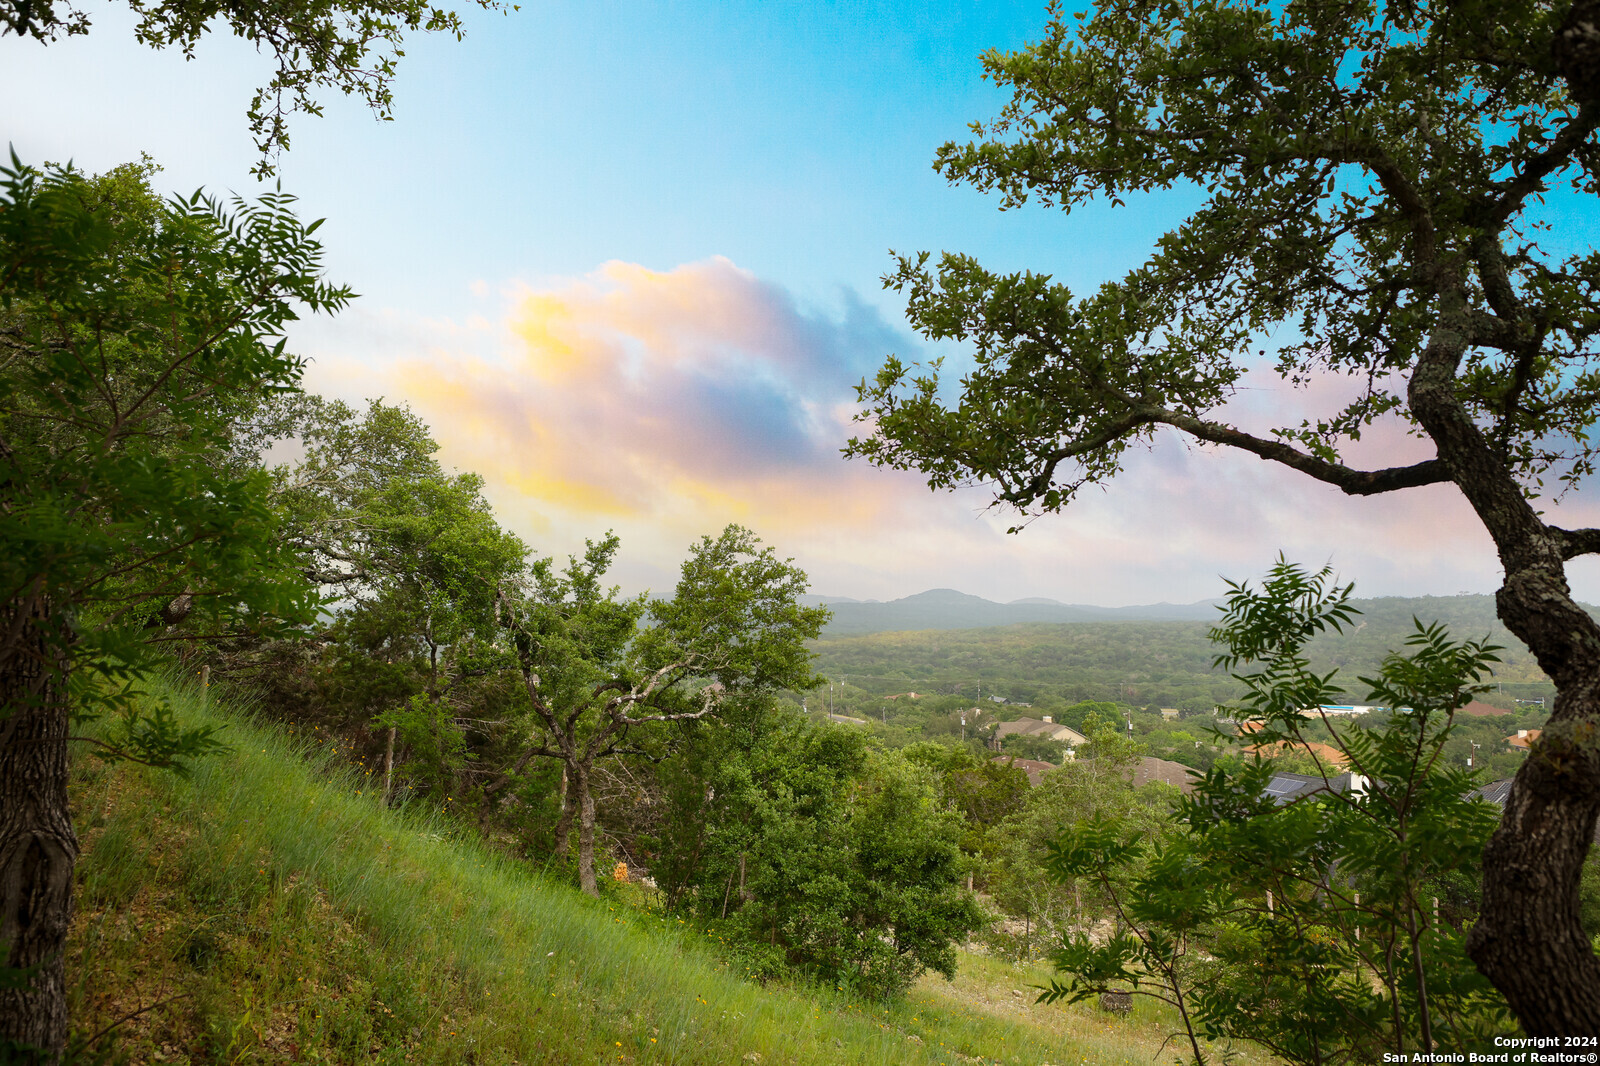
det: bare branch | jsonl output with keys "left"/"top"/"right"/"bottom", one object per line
{"left": 1014, "top": 405, "right": 1450, "bottom": 507}
{"left": 1556, "top": 526, "right": 1600, "bottom": 559}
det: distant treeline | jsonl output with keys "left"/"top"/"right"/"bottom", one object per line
{"left": 807, "top": 594, "right": 1560, "bottom": 711}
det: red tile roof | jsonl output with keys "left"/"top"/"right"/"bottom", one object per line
{"left": 1128, "top": 757, "right": 1200, "bottom": 795}
{"left": 1246, "top": 739, "right": 1352, "bottom": 767}
{"left": 991, "top": 755, "right": 1057, "bottom": 786}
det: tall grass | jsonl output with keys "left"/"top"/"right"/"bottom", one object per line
{"left": 66, "top": 678, "right": 1210, "bottom": 1066}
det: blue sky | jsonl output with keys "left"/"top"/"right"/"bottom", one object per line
{"left": 7, "top": 1, "right": 1600, "bottom": 606}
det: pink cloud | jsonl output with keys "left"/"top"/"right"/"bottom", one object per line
{"left": 292, "top": 258, "right": 1600, "bottom": 606}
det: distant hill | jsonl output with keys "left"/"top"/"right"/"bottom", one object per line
{"left": 803, "top": 588, "right": 1223, "bottom": 636}
{"left": 804, "top": 587, "right": 1595, "bottom": 641}
{"left": 804, "top": 591, "right": 1569, "bottom": 709}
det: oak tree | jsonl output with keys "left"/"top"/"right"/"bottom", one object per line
{"left": 0, "top": 158, "right": 345, "bottom": 1059}
{"left": 496, "top": 526, "right": 828, "bottom": 896}
{"left": 2, "top": 0, "right": 510, "bottom": 173}
{"left": 850, "top": 0, "right": 1600, "bottom": 1033}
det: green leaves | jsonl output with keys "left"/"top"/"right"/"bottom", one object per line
{"left": 853, "top": 0, "right": 1600, "bottom": 513}
{"left": 88, "top": 692, "right": 232, "bottom": 776}
{"left": 4, "top": 0, "right": 512, "bottom": 175}
{"left": 645, "top": 525, "right": 830, "bottom": 694}
{"left": 0, "top": 156, "right": 341, "bottom": 734}
{"left": 1045, "top": 815, "right": 1145, "bottom": 880}
{"left": 657, "top": 721, "right": 984, "bottom": 998}
{"left": 1043, "top": 561, "right": 1515, "bottom": 1063}
{"left": 1208, "top": 558, "right": 1358, "bottom": 671}
{"left": 849, "top": 250, "right": 1231, "bottom": 516}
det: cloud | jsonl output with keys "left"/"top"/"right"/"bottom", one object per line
{"left": 390, "top": 257, "right": 913, "bottom": 531}
{"left": 292, "top": 257, "right": 1600, "bottom": 606}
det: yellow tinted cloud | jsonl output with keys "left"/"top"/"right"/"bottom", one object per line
{"left": 512, "top": 294, "right": 585, "bottom": 381}
{"left": 307, "top": 257, "right": 1548, "bottom": 605}
{"left": 390, "top": 257, "right": 920, "bottom": 548}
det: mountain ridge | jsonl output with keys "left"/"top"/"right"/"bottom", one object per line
{"left": 801, "top": 588, "right": 1226, "bottom": 636}
{"left": 800, "top": 588, "right": 1564, "bottom": 639}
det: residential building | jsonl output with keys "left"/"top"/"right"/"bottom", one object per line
{"left": 991, "top": 755, "right": 1057, "bottom": 786}
{"left": 993, "top": 716, "right": 1090, "bottom": 748}
{"left": 1129, "top": 756, "right": 1200, "bottom": 795}
{"left": 1261, "top": 771, "right": 1369, "bottom": 806}
{"left": 989, "top": 753, "right": 1200, "bottom": 793}
{"left": 1471, "top": 778, "right": 1599, "bottom": 841}
{"left": 1246, "top": 738, "right": 1352, "bottom": 768}
{"left": 1507, "top": 729, "right": 1542, "bottom": 750}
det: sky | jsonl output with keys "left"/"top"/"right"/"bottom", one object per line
{"left": 7, "top": 1, "right": 1600, "bottom": 606}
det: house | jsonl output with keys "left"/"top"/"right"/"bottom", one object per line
{"left": 1507, "top": 729, "right": 1542, "bottom": 750}
{"left": 1246, "top": 738, "right": 1352, "bottom": 768}
{"left": 1128, "top": 756, "right": 1200, "bottom": 795}
{"left": 991, "top": 755, "right": 1058, "bottom": 786}
{"left": 993, "top": 716, "right": 1090, "bottom": 748}
{"left": 1261, "top": 771, "right": 1369, "bottom": 806}
{"left": 825, "top": 712, "right": 868, "bottom": 726}
{"left": 1459, "top": 700, "right": 1511, "bottom": 718}
{"left": 990, "top": 753, "right": 1199, "bottom": 793}
{"left": 1160, "top": 708, "right": 1181, "bottom": 721}
{"left": 1471, "top": 778, "right": 1600, "bottom": 841}
{"left": 1471, "top": 779, "right": 1515, "bottom": 806}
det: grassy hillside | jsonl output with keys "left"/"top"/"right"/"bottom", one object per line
{"left": 64, "top": 680, "right": 1258, "bottom": 1066}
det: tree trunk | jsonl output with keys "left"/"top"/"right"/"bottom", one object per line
{"left": 553, "top": 767, "right": 576, "bottom": 858}
{"left": 0, "top": 595, "right": 77, "bottom": 1063}
{"left": 1467, "top": 568, "right": 1600, "bottom": 1033}
{"left": 381, "top": 725, "right": 396, "bottom": 802}
{"left": 1409, "top": 318, "right": 1600, "bottom": 1033}
{"left": 1556, "top": 0, "right": 1600, "bottom": 111}
{"left": 577, "top": 774, "right": 598, "bottom": 898}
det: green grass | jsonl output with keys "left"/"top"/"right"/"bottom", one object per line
{"left": 66, "top": 679, "right": 1240, "bottom": 1065}
{"left": 913, "top": 953, "right": 1277, "bottom": 1066}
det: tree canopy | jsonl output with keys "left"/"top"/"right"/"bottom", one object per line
{"left": 848, "top": 0, "right": 1600, "bottom": 1034}
{"left": 2, "top": 0, "right": 510, "bottom": 171}
{"left": 0, "top": 156, "right": 347, "bottom": 1058}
